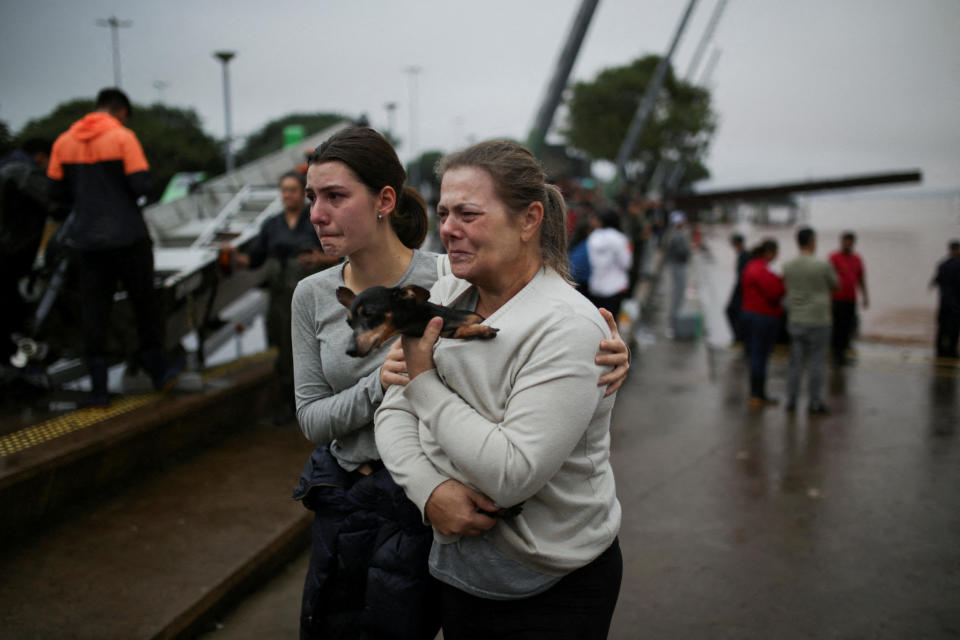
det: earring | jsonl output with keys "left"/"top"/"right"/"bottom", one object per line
{"left": 377, "top": 214, "right": 383, "bottom": 221}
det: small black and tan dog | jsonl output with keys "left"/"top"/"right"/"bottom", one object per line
{"left": 336, "top": 284, "right": 499, "bottom": 357}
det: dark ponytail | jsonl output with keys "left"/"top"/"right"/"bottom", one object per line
{"left": 393, "top": 185, "right": 428, "bottom": 249}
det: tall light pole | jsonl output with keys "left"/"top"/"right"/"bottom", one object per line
{"left": 405, "top": 66, "right": 422, "bottom": 188}
{"left": 384, "top": 102, "right": 397, "bottom": 142}
{"left": 153, "top": 80, "right": 169, "bottom": 104}
{"left": 213, "top": 51, "right": 236, "bottom": 173}
{"left": 96, "top": 15, "right": 132, "bottom": 87}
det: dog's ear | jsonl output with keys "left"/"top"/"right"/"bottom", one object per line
{"left": 336, "top": 287, "right": 356, "bottom": 309}
{"left": 396, "top": 285, "right": 430, "bottom": 304}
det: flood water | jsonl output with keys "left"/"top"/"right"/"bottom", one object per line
{"left": 701, "top": 188, "right": 960, "bottom": 345}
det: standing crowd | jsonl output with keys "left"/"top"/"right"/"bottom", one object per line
{"left": 727, "top": 225, "right": 958, "bottom": 412}
{"left": 730, "top": 227, "right": 870, "bottom": 412}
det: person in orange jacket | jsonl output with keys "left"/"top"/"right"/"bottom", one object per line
{"left": 47, "top": 88, "right": 178, "bottom": 406}
{"left": 740, "top": 238, "right": 785, "bottom": 407}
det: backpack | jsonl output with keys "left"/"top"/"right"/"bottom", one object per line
{"left": 666, "top": 231, "right": 690, "bottom": 264}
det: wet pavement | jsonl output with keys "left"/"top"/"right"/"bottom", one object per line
{"left": 200, "top": 245, "right": 959, "bottom": 639}
{"left": 0, "top": 353, "right": 315, "bottom": 639}
{"left": 3, "top": 235, "right": 958, "bottom": 639}
{"left": 608, "top": 252, "right": 959, "bottom": 639}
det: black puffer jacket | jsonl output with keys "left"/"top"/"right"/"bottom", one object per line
{"left": 293, "top": 446, "right": 440, "bottom": 640}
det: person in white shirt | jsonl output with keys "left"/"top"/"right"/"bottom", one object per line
{"left": 664, "top": 210, "right": 691, "bottom": 330}
{"left": 587, "top": 208, "right": 633, "bottom": 319}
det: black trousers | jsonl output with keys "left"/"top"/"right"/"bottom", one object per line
{"left": 439, "top": 538, "right": 622, "bottom": 640}
{"left": 831, "top": 300, "right": 857, "bottom": 361}
{"left": 725, "top": 291, "right": 743, "bottom": 343}
{"left": 936, "top": 309, "right": 960, "bottom": 358}
{"left": 0, "top": 260, "right": 28, "bottom": 359}
{"left": 76, "top": 240, "right": 163, "bottom": 359}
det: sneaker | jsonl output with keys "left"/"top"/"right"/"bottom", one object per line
{"left": 808, "top": 403, "right": 830, "bottom": 415}
{"left": 748, "top": 396, "right": 779, "bottom": 408}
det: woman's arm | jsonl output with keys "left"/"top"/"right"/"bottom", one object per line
{"left": 760, "top": 266, "right": 785, "bottom": 301}
{"left": 376, "top": 382, "right": 499, "bottom": 536}
{"left": 389, "top": 314, "right": 629, "bottom": 397}
{"left": 401, "top": 317, "right": 608, "bottom": 508}
{"left": 241, "top": 224, "right": 269, "bottom": 269}
{"left": 374, "top": 384, "right": 449, "bottom": 510}
{"left": 292, "top": 282, "right": 385, "bottom": 445}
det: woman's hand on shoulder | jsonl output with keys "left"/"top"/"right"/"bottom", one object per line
{"left": 596, "top": 308, "right": 630, "bottom": 397}
{"left": 379, "top": 340, "right": 409, "bottom": 391}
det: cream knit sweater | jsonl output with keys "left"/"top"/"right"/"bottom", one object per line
{"left": 375, "top": 267, "right": 621, "bottom": 576}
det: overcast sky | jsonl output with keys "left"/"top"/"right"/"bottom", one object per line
{"left": 2, "top": 0, "right": 958, "bottom": 191}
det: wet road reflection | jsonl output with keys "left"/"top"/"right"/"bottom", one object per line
{"left": 607, "top": 246, "right": 960, "bottom": 639}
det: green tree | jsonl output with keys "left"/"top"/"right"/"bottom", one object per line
{"left": 235, "top": 112, "right": 351, "bottom": 166}
{"left": 563, "top": 54, "right": 716, "bottom": 192}
{"left": 14, "top": 100, "right": 224, "bottom": 203}
{"left": 0, "top": 120, "right": 13, "bottom": 157}
{"left": 408, "top": 150, "right": 444, "bottom": 191}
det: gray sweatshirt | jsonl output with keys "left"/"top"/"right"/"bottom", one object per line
{"left": 291, "top": 249, "right": 440, "bottom": 470}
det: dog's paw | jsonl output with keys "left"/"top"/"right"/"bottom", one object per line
{"left": 452, "top": 325, "right": 499, "bottom": 340}
{"left": 477, "top": 326, "right": 499, "bottom": 340}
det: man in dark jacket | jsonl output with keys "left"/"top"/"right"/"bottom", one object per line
{"left": 47, "top": 88, "right": 177, "bottom": 406}
{"left": 0, "top": 138, "right": 66, "bottom": 363}
{"left": 724, "top": 233, "right": 751, "bottom": 345}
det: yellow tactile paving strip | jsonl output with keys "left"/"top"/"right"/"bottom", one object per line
{"left": 0, "top": 393, "right": 161, "bottom": 457}
{"left": 0, "top": 350, "right": 275, "bottom": 458}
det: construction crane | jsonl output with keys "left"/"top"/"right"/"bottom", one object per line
{"left": 526, "top": 0, "right": 601, "bottom": 158}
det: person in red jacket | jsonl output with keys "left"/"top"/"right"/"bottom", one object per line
{"left": 47, "top": 88, "right": 178, "bottom": 406}
{"left": 740, "top": 239, "right": 785, "bottom": 407}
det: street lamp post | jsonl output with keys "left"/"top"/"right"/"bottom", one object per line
{"left": 384, "top": 102, "right": 397, "bottom": 142}
{"left": 213, "top": 51, "right": 236, "bottom": 174}
{"left": 96, "top": 15, "right": 132, "bottom": 87}
{"left": 404, "top": 66, "right": 421, "bottom": 189}
{"left": 153, "top": 80, "right": 169, "bottom": 104}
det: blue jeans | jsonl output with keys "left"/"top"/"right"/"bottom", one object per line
{"left": 742, "top": 311, "right": 780, "bottom": 399}
{"left": 787, "top": 324, "right": 830, "bottom": 408}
